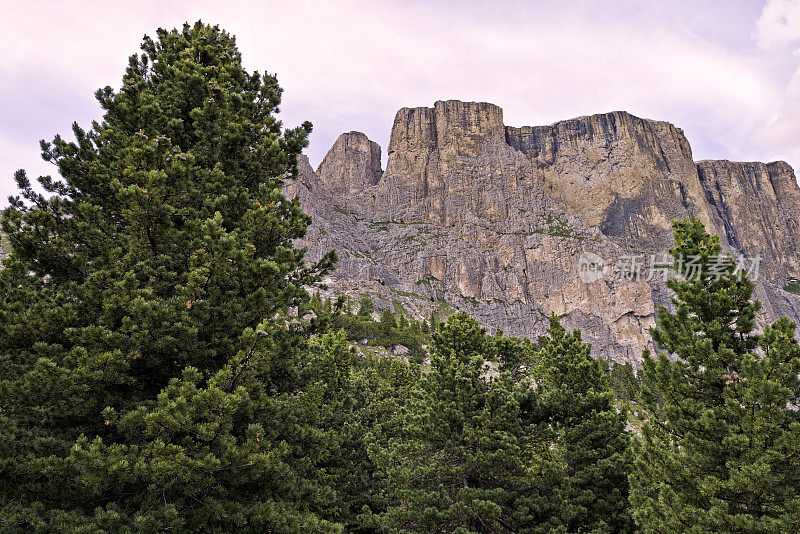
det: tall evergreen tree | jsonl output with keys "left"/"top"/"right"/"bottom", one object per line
{"left": 629, "top": 215, "right": 800, "bottom": 532}
{"left": 534, "top": 316, "right": 633, "bottom": 533}
{"left": 0, "top": 22, "right": 338, "bottom": 531}
{"left": 377, "top": 313, "right": 556, "bottom": 533}
{"left": 339, "top": 346, "right": 421, "bottom": 532}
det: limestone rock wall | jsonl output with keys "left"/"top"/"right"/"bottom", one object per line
{"left": 696, "top": 160, "right": 800, "bottom": 281}
{"left": 285, "top": 100, "right": 800, "bottom": 364}
{"left": 506, "top": 112, "right": 715, "bottom": 249}
{"left": 316, "top": 131, "right": 382, "bottom": 197}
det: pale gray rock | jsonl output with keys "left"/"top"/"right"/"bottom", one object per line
{"left": 316, "top": 131, "right": 382, "bottom": 197}
{"left": 285, "top": 101, "right": 800, "bottom": 365}
{"left": 696, "top": 160, "right": 800, "bottom": 281}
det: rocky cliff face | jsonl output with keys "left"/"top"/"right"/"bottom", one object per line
{"left": 696, "top": 160, "right": 800, "bottom": 281}
{"left": 286, "top": 100, "right": 800, "bottom": 364}
{"left": 316, "top": 131, "right": 383, "bottom": 197}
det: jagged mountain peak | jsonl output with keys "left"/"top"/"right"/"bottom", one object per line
{"left": 316, "top": 130, "right": 383, "bottom": 197}
{"left": 289, "top": 101, "right": 800, "bottom": 364}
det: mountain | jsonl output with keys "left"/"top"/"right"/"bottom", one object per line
{"left": 285, "top": 100, "right": 800, "bottom": 364}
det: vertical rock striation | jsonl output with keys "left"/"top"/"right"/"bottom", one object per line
{"left": 696, "top": 160, "right": 800, "bottom": 281}
{"left": 286, "top": 100, "right": 800, "bottom": 364}
{"left": 506, "top": 112, "right": 714, "bottom": 250}
{"left": 316, "top": 131, "right": 382, "bottom": 197}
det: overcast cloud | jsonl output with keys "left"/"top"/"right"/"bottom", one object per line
{"left": 1, "top": 0, "right": 799, "bottom": 203}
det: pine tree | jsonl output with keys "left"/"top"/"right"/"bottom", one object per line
{"left": 302, "top": 329, "right": 366, "bottom": 529}
{"left": 358, "top": 297, "right": 375, "bottom": 317}
{"left": 377, "top": 313, "right": 556, "bottom": 533}
{"left": 0, "top": 22, "right": 339, "bottom": 531}
{"left": 397, "top": 313, "right": 409, "bottom": 329}
{"left": 534, "top": 316, "right": 634, "bottom": 533}
{"left": 346, "top": 347, "right": 421, "bottom": 532}
{"left": 629, "top": 215, "right": 800, "bottom": 532}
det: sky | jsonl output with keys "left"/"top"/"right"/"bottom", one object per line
{"left": 2, "top": 0, "right": 800, "bottom": 203}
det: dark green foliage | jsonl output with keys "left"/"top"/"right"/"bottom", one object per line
{"left": 380, "top": 308, "right": 397, "bottom": 333}
{"left": 0, "top": 231, "right": 7, "bottom": 260}
{"left": 607, "top": 361, "right": 643, "bottom": 403}
{"left": 291, "top": 327, "right": 421, "bottom": 532}
{"left": 784, "top": 281, "right": 800, "bottom": 296}
{"left": 630, "top": 215, "right": 800, "bottom": 532}
{"left": 376, "top": 313, "right": 557, "bottom": 533}
{"left": 397, "top": 313, "right": 409, "bottom": 329}
{"left": 310, "top": 296, "right": 429, "bottom": 362}
{"left": 494, "top": 330, "right": 541, "bottom": 382}
{"left": 0, "top": 22, "right": 338, "bottom": 532}
{"left": 301, "top": 330, "right": 373, "bottom": 530}
{"left": 358, "top": 296, "right": 375, "bottom": 317}
{"left": 343, "top": 350, "right": 420, "bottom": 532}
{"left": 534, "top": 317, "right": 634, "bottom": 533}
